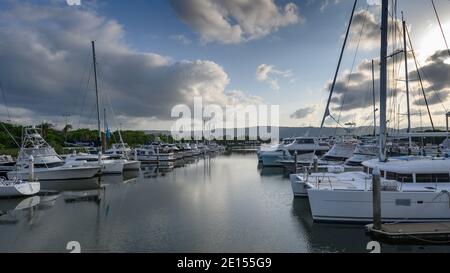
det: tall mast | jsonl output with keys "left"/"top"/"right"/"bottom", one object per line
{"left": 379, "top": 0, "right": 388, "bottom": 162}
{"left": 402, "top": 14, "right": 412, "bottom": 153}
{"left": 91, "top": 41, "right": 103, "bottom": 152}
{"left": 372, "top": 59, "right": 377, "bottom": 137}
{"left": 320, "top": 0, "right": 358, "bottom": 129}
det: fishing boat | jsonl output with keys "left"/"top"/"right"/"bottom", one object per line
{"left": 135, "top": 144, "right": 176, "bottom": 162}
{"left": 259, "top": 137, "right": 329, "bottom": 167}
{"left": 0, "top": 177, "right": 40, "bottom": 198}
{"left": 64, "top": 153, "right": 124, "bottom": 174}
{"left": 7, "top": 127, "right": 101, "bottom": 181}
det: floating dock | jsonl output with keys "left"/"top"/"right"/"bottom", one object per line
{"left": 366, "top": 222, "right": 450, "bottom": 244}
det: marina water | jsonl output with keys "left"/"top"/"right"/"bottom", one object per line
{"left": 0, "top": 152, "right": 449, "bottom": 253}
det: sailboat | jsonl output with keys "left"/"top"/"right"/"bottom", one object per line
{"left": 84, "top": 41, "right": 140, "bottom": 173}
{"left": 303, "top": 0, "right": 450, "bottom": 223}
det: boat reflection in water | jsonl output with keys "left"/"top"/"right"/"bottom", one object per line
{"left": 39, "top": 177, "right": 102, "bottom": 192}
{"left": 258, "top": 166, "right": 286, "bottom": 177}
{"left": 0, "top": 196, "right": 41, "bottom": 225}
{"left": 291, "top": 198, "right": 450, "bottom": 253}
{"left": 141, "top": 162, "right": 174, "bottom": 178}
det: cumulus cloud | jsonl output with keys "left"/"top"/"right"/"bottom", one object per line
{"left": 348, "top": 9, "right": 401, "bottom": 51}
{"left": 256, "top": 64, "right": 293, "bottom": 91}
{"left": 291, "top": 106, "right": 316, "bottom": 119}
{"left": 169, "top": 0, "right": 302, "bottom": 44}
{"left": 325, "top": 48, "right": 450, "bottom": 116}
{"left": 0, "top": 2, "right": 261, "bottom": 129}
{"left": 410, "top": 50, "right": 450, "bottom": 107}
{"left": 320, "top": 0, "right": 341, "bottom": 13}
{"left": 66, "top": 0, "right": 81, "bottom": 6}
{"left": 170, "top": 34, "right": 192, "bottom": 45}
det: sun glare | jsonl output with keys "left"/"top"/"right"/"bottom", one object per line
{"left": 417, "top": 21, "right": 450, "bottom": 62}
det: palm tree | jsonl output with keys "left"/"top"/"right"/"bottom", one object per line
{"left": 63, "top": 124, "right": 73, "bottom": 142}
{"left": 40, "top": 123, "right": 53, "bottom": 140}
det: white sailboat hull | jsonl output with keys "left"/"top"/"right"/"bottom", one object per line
{"left": 0, "top": 182, "right": 40, "bottom": 197}
{"left": 308, "top": 189, "right": 450, "bottom": 223}
{"left": 7, "top": 166, "right": 100, "bottom": 181}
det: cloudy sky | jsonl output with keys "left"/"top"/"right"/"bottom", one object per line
{"left": 0, "top": 0, "right": 449, "bottom": 130}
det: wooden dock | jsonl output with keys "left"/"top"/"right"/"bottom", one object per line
{"left": 366, "top": 222, "right": 450, "bottom": 244}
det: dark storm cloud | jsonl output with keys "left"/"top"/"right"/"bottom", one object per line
{"left": 409, "top": 50, "right": 450, "bottom": 107}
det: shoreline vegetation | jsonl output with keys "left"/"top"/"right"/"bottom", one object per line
{"left": 0, "top": 122, "right": 267, "bottom": 156}
{"left": 0, "top": 121, "right": 447, "bottom": 157}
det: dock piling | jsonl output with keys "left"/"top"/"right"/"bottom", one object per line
{"left": 372, "top": 167, "right": 382, "bottom": 230}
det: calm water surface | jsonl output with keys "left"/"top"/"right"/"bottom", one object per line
{"left": 0, "top": 153, "right": 449, "bottom": 253}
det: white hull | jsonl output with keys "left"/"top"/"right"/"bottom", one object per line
{"left": 261, "top": 152, "right": 284, "bottom": 167}
{"left": 290, "top": 174, "right": 309, "bottom": 197}
{"left": 308, "top": 189, "right": 450, "bottom": 223}
{"left": 0, "top": 182, "right": 40, "bottom": 197}
{"left": 0, "top": 164, "right": 16, "bottom": 172}
{"left": 137, "top": 154, "right": 175, "bottom": 162}
{"left": 122, "top": 160, "right": 141, "bottom": 171}
{"left": 101, "top": 161, "right": 124, "bottom": 174}
{"left": 8, "top": 166, "right": 100, "bottom": 181}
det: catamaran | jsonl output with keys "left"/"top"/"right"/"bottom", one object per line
{"left": 301, "top": 0, "right": 450, "bottom": 223}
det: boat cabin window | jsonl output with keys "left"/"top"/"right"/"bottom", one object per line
{"left": 416, "top": 173, "right": 450, "bottom": 183}
{"left": 397, "top": 174, "right": 414, "bottom": 183}
{"left": 34, "top": 162, "right": 65, "bottom": 168}
{"left": 295, "top": 139, "right": 315, "bottom": 144}
{"left": 386, "top": 172, "right": 413, "bottom": 183}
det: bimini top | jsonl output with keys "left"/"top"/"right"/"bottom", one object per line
{"left": 363, "top": 157, "right": 450, "bottom": 174}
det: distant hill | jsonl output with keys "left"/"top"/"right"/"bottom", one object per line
{"left": 145, "top": 126, "right": 446, "bottom": 140}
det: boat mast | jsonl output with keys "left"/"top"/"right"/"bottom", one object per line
{"left": 320, "top": 0, "right": 358, "bottom": 129}
{"left": 91, "top": 41, "right": 103, "bottom": 153}
{"left": 379, "top": 0, "right": 388, "bottom": 162}
{"left": 372, "top": 59, "right": 377, "bottom": 137}
{"left": 402, "top": 14, "right": 412, "bottom": 154}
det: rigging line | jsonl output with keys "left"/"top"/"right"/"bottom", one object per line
{"left": 77, "top": 62, "right": 93, "bottom": 130}
{"left": 72, "top": 51, "right": 92, "bottom": 127}
{"left": 0, "top": 122, "right": 20, "bottom": 148}
{"left": 406, "top": 27, "right": 435, "bottom": 131}
{"left": 329, "top": 115, "right": 351, "bottom": 131}
{"left": 431, "top": 0, "right": 450, "bottom": 57}
{"left": 335, "top": 4, "right": 370, "bottom": 136}
{"left": 97, "top": 62, "right": 127, "bottom": 157}
{"left": 0, "top": 81, "right": 11, "bottom": 122}
{"left": 415, "top": 58, "right": 448, "bottom": 112}
{"left": 320, "top": 0, "right": 358, "bottom": 130}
